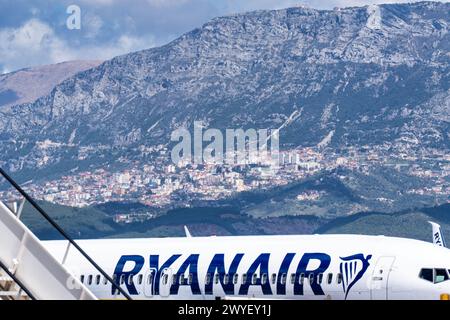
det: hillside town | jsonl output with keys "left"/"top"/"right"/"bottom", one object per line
{"left": 1, "top": 143, "right": 448, "bottom": 212}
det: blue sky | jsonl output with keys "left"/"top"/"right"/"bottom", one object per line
{"left": 0, "top": 0, "right": 447, "bottom": 73}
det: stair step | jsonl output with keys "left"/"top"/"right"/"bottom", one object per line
{"left": 0, "top": 291, "right": 24, "bottom": 296}
{"left": 0, "top": 291, "right": 27, "bottom": 299}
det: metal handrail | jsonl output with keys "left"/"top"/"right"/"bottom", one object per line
{"left": 0, "top": 168, "right": 132, "bottom": 300}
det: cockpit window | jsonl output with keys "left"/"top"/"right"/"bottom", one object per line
{"left": 419, "top": 268, "right": 450, "bottom": 283}
{"left": 435, "top": 269, "right": 449, "bottom": 283}
{"left": 419, "top": 268, "right": 433, "bottom": 282}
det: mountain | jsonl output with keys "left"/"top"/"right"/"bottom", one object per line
{"left": 0, "top": 60, "right": 102, "bottom": 108}
{"left": 0, "top": 2, "right": 448, "bottom": 205}
{"left": 238, "top": 167, "right": 441, "bottom": 219}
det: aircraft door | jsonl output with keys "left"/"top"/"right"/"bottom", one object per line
{"left": 370, "top": 256, "right": 395, "bottom": 300}
{"left": 159, "top": 268, "right": 173, "bottom": 298}
{"left": 143, "top": 268, "right": 157, "bottom": 298}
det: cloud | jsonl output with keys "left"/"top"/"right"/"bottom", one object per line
{"left": 79, "top": 0, "right": 118, "bottom": 5}
{"left": 83, "top": 13, "right": 104, "bottom": 39}
{"left": 0, "top": 18, "right": 155, "bottom": 71}
{"left": 0, "top": 19, "right": 66, "bottom": 70}
{"left": 1, "top": 19, "right": 54, "bottom": 50}
{"left": 146, "top": 0, "right": 190, "bottom": 8}
{"left": 1, "top": 66, "right": 10, "bottom": 74}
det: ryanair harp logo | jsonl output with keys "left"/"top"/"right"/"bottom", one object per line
{"left": 339, "top": 254, "right": 372, "bottom": 299}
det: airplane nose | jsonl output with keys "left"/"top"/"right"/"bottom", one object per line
{"left": 440, "top": 279, "right": 450, "bottom": 300}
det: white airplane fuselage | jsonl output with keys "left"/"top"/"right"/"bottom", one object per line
{"left": 43, "top": 234, "right": 450, "bottom": 300}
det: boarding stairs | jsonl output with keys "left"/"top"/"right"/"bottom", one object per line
{"left": 0, "top": 168, "right": 132, "bottom": 300}
{"left": 0, "top": 272, "right": 29, "bottom": 300}
{"left": 0, "top": 202, "right": 29, "bottom": 301}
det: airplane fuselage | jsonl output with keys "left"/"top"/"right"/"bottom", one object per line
{"left": 43, "top": 234, "right": 450, "bottom": 300}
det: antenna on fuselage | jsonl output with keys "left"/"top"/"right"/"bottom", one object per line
{"left": 184, "top": 225, "right": 193, "bottom": 238}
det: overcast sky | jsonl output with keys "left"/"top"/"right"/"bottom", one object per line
{"left": 0, "top": 0, "right": 447, "bottom": 73}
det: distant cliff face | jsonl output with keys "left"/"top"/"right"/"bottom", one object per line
{"left": 0, "top": 60, "right": 102, "bottom": 108}
{"left": 0, "top": 2, "right": 448, "bottom": 180}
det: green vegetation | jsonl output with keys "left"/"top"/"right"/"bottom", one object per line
{"left": 17, "top": 198, "right": 449, "bottom": 244}
{"left": 20, "top": 201, "right": 114, "bottom": 240}
{"left": 317, "top": 204, "right": 450, "bottom": 242}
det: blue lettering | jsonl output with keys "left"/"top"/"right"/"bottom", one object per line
{"left": 112, "top": 255, "right": 144, "bottom": 295}
{"left": 277, "top": 253, "right": 295, "bottom": 295}
{"left": 238, "top": 253, "right": 272, "bottom": 295}
{"left": 170, "top": 254, "right": 201, "bottom": 295}
{"left": 149, "top": 254, "right": 181, "bottom": 295}
{"left": 294, "top": 253, "right": 330, "bottom": 295}
{"left": 205, "top": 253, "right": 244, "bottom": 295}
